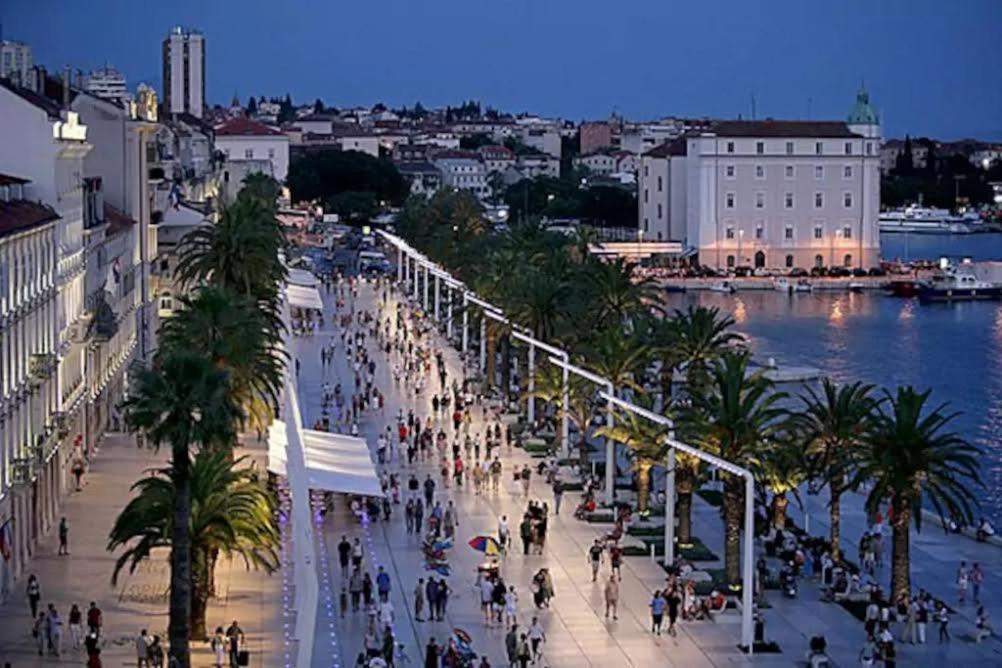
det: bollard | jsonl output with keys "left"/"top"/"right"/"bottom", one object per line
{"left": 650, "top": 543, "right": 656, "bottom": 562}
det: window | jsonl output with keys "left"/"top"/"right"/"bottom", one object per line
{"left": 785, "top": 254, "right": 794, "bottom": 268}
{"left": 755, "top": 192, "right": 765, "bottom": 209}
{"left": 815, "top": 255, "right": 824, "bottom": 268}
{"left": 785, "top": 226, "right": 794, "bottom": 240}
{"left": 726, "top": 141, "right": 735, "bottom": 154}
{"left": 725, "top": 164, "right": 736, "bottom": 179}
{"left": 657, "top": 176, "right": 663, "bottom": 192}
{"left": 643, "top": 189, "right": 648, "bottom": 203}
{"left": 643, "top": 217, "right": 649, "bottom": 230}
{"left": 844, "top": 141, "right": 853, "bottom": 155}
{"left": 814, "top": 192, "right": 824, "bottom": 209}
{"left": 159, "top": 296, "right": 173, "bottom": 311}
{"left": 726, "top": 192, "right": 736, "bottom": 209}
{"left": 785, "top": 141, "right": 794, "bottom": 155}
{"left": 244, "top": 148, "right": 254, "bottom": 159}
{"left": 865, "top": 142, "right": 873, "bottom": 156}
{"left": 784, "top": 192, "right": 794, "bottom": 209}
{"left": 844, "top": 254, "right": 853, "bottom": 267}
{"left": 785, "top": 165, "right": 795, "bottom": 179}
{"left": 755, "top": 164, "right": 765, "bottom": 179}
{"left": 843, "top": 225, "right": 852, "bottom": 239}
{"left": 843, "top": 192, "right": 853, "bottom": 208}
{"left": 644, "top": 165, "right": 649, "bottom": 177}
{"left": 657, "top": 204, "right": 663, "bottom": 219}
{"left": 813, "top": 225, "right": 823, "bottom": 239}
{"left": 843, "top": 165, "right": 853, "bottom": 179}
{"left": 815, "top": 141, "right": 823, "bottom": 155}
{"left": 755, "top": 225, "right": 764, "bottom": 240}
{"left": 725, "top": 227, "right": 735, "bottom": 240}
{"left": 756, "top": 141, "right": 765, "bottom": 155}
{"left": 726, "top": 255, "right": 736, "bottom": 268}
{"left": 815, "top": 165, "right": 824, "bottom": 179}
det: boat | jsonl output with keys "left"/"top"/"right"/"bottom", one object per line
{"left": 774, "top": 278, "right": 812, "bottom": 293}
{"left": 709, "top": 281, "right": 736, "bottom": 293}
{"left": 878, "top": 207, "right": 978, "bottom": 234}
{"left": 887, "top": 279, "right": 924, "bottom": 297}
{"left": 848, "top": 282, "right": 865, "bottom": 293}
{"left": 917, "top": 268, "right": 1002, "bottom": 302}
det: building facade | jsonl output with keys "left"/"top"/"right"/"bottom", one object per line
{"left": 0, "top": 40, "right": 32, "bottom": 87}
{"left": 579, "top": 122, "right": 612, "bottom": 155}
{"left": 214, "top": 118, "right": 290, "bottom": 182}
{"left": 433, "top": 151, "right": 489, "bottom": 198}
{"left": 83, "top": 67, "right": 129, "bottom": 105}
{"left": 162, "top": 27, "right": 205, "bottom": 118}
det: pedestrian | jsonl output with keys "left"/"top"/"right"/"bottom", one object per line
{"left": 211, "top": 627, "right": 226, "bottom": 668}
{"left": 136, "top": 629, "right": 151, "bottom": 667}
{"left": 666, "top": 587, "right": 681, "bottom": 636}
{"left": 349, "top": 569, "right": 363, "bottom": 611}
{"left": 414, "top": 578, "right": 426, "bottom": 622}
{"left": 505, "top": 625, "right": 519, "bottom": 668}
{"left": 47, "top": 604, "right": 62, "bottom": 656}
{"left": 498, "top": 515, "right": 510, "bottom": 551}
{"left": 26, "top": 574, "right": 41, "bottom": 618}
{"left": 68, "top": 603, "right": 83, "bottom": 648}
{"left": 376, "top": 566, "right": 391, "bottom": 602}
{"left": 971, "top": 562, "right": 984, "bottom": 604}
{"left": 148, "top": 635, "right": 165, "bottom": 668}
{"left": 916, "top": 599, "right": 928, "bottom": 643}
{"left": 414, "top": 498, "right": 425, "bottom": 533}
{"left": 352, "top": 537, "right": 364, "bottom": 569}
{"left": 504, "top": 585, "right": 519, "bottom": 627}
{"left": 552, "top": 479, "right": 563, "bottom": 515}
{"left": 604, "top": 575, "right": 619, "bottom": 620}
{"left": 33, "top": 612, "right": 46, "bottom": 656}
{"left": 519, "top": 515, "right": 533, "bottom": 556}
{"left": 609, "top": 543, "right": 623, "bottom": 581}
{"left": 957, "top": 561, "right": 969, "bottom": 604}
{"left": 516, "top": 633, "right": 532, "bottom": 668}
{"left": 338, "top": 536, "right": 352, "bottom": 578}
{"left": 424, "top": 638, "right": 440, "bottom": 668}
{"left": 527, "top": 617, "right": 546, "bottom": 661}
{"left": 405, "top": 499, "right": 415, "bottom": 534}
{"left": 426, "top": 577, "right": 438, "bottom": 622}
{"left": 858, "top": 637, "right": 876, "bottom": 667}
{"left": 520, "top": 465, "right": 531, "bottom": 497}
{"left": 72, "top": 455, "right": 86, "bottom": 490}
{"left": 340, "top": 587, "right": 349, "bottom": 618}
{"left": 437, "top": 579, "right": 452, "bottom": 620}
{"left": 87, "top": 601, "right": 103, "bottom": 637}
{"left": 225, "top": 620, "right": 243, "bottom": 668}
{"left": 588, "top": 540, "right": 604, "bottom": 582}
{"left": 649, "top": 590, "right": 666, "bottom": 635}
{"left": 937, "top": 604, "right": 950, "bottom": 643}
{"left": 424, "top": 475, "right": 436, "bottom": 507}
{"left": 363, "top": 572, "right": 374, "bottom": 606}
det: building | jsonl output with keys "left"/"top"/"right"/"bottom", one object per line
{"left": 294, "top": 114, "right": 334, "bottom": 136}
{"left": 162, "top": 26, "right": 205, "bottom": 118}
{"left": 518, "top": 126, "right": 562, "bottom": 159}
{"left": 579, "top": 122, "right": 613, "bottom": 155}
{"left": 639, "top": 99, "right": 881, "bottom": 270}
{"left": 880, "top": 138, "right": 929, "bottom": 174}
{"left": 432, "top": 150, "right": 489, "bottom": 198}
{"left": 397, "top": 162, "right": 442, "bottom": 198}
{"left": 516, "top": 153, "right": 559, "bottom": 179}
{"left": 83, "top": 67, "right": 129, "bottom": 104}
{"left": 575, "top": 152, "right": 616, "bottom": 176}
{"left": 214, "top": 117, "right": 290, "bottom": 182}
{"left": 477, "top": 145, "right": 515, "bottom": 174}
{"left": 0, "top": 40, "right": 32, "bottom": 87}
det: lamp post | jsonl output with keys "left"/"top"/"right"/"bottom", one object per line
{"left": 830, "top": 229, "right": 842, "bottom": 268}
{"left": 738, "top": 229, "right": 744, "bottom": 269}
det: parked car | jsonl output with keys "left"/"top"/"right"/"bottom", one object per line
{"left": 789, "top": 267, "right": 808, "bottom": 277}
{"left": 852, "top": 268, "right": 869, "bottom": 277}
{"left": 867, "top": 267, "right": 887, "bottom": 277}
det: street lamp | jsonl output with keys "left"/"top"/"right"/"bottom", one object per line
{"left": 831, "top": 229, "right": 842, "bottom": 268}
{"left": 738, "top": 229, "right": 744, "bottom": 268}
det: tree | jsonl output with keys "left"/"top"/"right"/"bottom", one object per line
{"left": 672, "top": 305, "right": 744, "bottom": 393}
{"left": 313, "top": 98, "right": 324, "bottom": 114}
{"left": 578, "top": 257, "right": 663, "bottom": 328}
{"left": 108, "top": 450, "right": 279, "bottom": 639}
{"left": 578, "top": 328, "right": 649, "bottom": 394}
{"left": 594, "top": 398, "right": 667, "bottom": 514}
{"left": 121, "top": 352, "right": 241, "bottom": 668}
{"left": 794, "top": 379, "right": 878, "bottom": 560}
{"left": 239, "top": 173, "right": 281, "bottom": 210}
{"left": 758, "top": 441, "right": 807, "bottom": 529}
{"left": 850, "top": 387, "right": 981, "bottom": 601}
{"left": 578, "top": 186, "right": 638, "bottom": 228}
{"left": 286, "top": 151, "right": 408, "bottom": 210}
{"left": 686, "top": 351, "right": 787, "bottom": 583}
{"left": 278, "top": 94, "right": 295, "bottom": 124}
{"left": 894, "top": 135, "right": 914, "bottom": 175}
{"left": 529, "top": 365, "right": 598, "bottom": 466}
{"left": 246, "top": 96, "right": 257, "bottom": 115}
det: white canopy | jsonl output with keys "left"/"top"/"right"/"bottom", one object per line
{"left": 267, "top": 421, "right": 383, "bottom": 497}
{"left": 286, "top": 283, "right": 324, "bottom": 310}
{"left": 288, "top": 268, "right": 320, "bottom": 287}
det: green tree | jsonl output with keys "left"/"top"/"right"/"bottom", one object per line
{"left": 794, "top": 379, "right": 878, "bottom": 560}
{"left": 529, "top": 365, "right": 598, "bottom": 466}
{"left": 286, "top": 151, "right": 408, "bottom": 210}
{"left": 121, "top": 352, "right": 241, "bottom": 668}
{"left": 594, "top": 398, "right": 667, "bottom": 514}
{"left": 108, "top": 450, "right": 279, "bottom": 640}
{"left": 686, "top": 351, "right": 787, "bottom": 584}
{"left": 758, "top": 440, "right": 807, "bottom": 529}
{"left": 239, "top": 173, "right": 281, "bottom": 210}
{"left": 578, "top": 257, "right": 663, "bottom": 327}
{"left": 850, "top": 387, "right": 981, "bottom": 600}
{"left": 578, "top": 328, "right": 649, "bottom": 394}
{"left": 672, "top": 305, "right": 744, "bottom": 393}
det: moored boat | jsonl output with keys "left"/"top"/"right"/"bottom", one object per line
{"left": 709, "top": 280, "right": 736, "bottom": 293}
{"left": 917, "top": 269, "right": 1002, "bottom": 302}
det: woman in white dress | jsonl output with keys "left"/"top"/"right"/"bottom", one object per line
{"left": 211, "top": 627, "right": 226, "bottom": 668}
{"left": 504, "top": 586, "right": 519, "bottom": 627}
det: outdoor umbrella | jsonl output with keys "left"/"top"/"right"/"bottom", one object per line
{"left": 467, "top": 535, "right": 502, "bottom": 556}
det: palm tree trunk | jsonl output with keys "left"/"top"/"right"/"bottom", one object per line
{"left": 770, "top": 493, "right": 789, "bottom": 529}
{"left": 723, "top": 476, "right": 743, "bottom": 584}
{"left": 485, "top": 323, "right": 498, "bottom": 392}
{"left": 190, "top": 547, "right": 210, "bottom": 641}
{"left": 829, "top": 486, "right": 843, "bottom": 561}
{"left": 169, "top": 447, "right": 193, "bottom": 668}
{"left": 890, "top": 497, "right": 912, "bottom": 602}
{"left": 500, "top": 335, "right": 511, "bottom": 405}
{"left": 636, "top": 462, "right": 653, "bottom": 514}
{"left": 676, "top": 470, "right": 695, "bottom": 543}
{"left": 578, "top": 435, "right": 589, "bottom": 469}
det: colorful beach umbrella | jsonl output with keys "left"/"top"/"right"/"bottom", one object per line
{"left": 467, "top": 535, "right": 502, "bottom": 556}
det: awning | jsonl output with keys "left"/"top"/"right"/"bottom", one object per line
{"left": 267, "top": 421, "right": 383, "bottom": 497}
{"left": 287, "top": 283, "right": 324, "bottom": 310}
{"left": 288, "top": 268, "right": 320, "bottom": 287}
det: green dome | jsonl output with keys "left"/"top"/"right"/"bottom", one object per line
{"left": 848, "top": 87, "right": 879, "bottom": 125}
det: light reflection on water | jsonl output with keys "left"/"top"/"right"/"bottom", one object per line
{"left": 666, "top": 290, "right": 1002, "bottom": 524}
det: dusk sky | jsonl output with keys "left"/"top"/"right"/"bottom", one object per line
{"left": 3, "top": 0, "right": 1001, "bottom": 139}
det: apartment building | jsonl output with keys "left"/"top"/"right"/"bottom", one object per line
{"left": 162, "top": 26, "right": 205, "bottom": 118}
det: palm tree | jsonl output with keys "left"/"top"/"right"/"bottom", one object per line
{"left": 159, "top": 286, "right": 286, "bottom": 434}
{"left": 579, "top": 328, "right": 650, "bottom": 395}
{"left": 686, "top": 350, "right": 787, "bottom": 584}
{"left": 849, "top": 387, "right": 981, "bottom": 601}
{"left": 122, "top": 351, "right": 241, "bottom": 668}
{"left": 174, "top": 196, "right": 287, "bottom": 305}
{"left": 758, "top": 440, "right": 808, "bottom": 530}
{"left": 794, "top": 379, "right": 878, "bottom": 560}
{"left": 672, "top": 305, "right": 744, "bottom": 393}
{"left": 673, "top": 452, "right": 702, "bottom": 543}
{"left": 594, "top": 399, "right": 667, "bottom": 514}
{"left": 238, "top": 173, "right": 281, "bottom": 210}
{"left": 508, "top": 267, "right": 570, "bottom": 342}
{"left": 579, "top": 257, "right": 663, "bottom": 327}
{"left": 528, "top": 365, "right": 597, "bottom": 465}
{"left": 108, "top": 449, "right": 279, "bottom": 639}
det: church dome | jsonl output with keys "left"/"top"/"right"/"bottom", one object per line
{"left": 847, "top": 87, "right": 879, "bottom": 125}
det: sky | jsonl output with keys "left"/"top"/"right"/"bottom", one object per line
{"left": 3, "top": 0, "right": 1001, "bottom": 140}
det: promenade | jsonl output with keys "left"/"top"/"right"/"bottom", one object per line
{"left": 300, "top": 275, "right": 1002, "bottom": 667}
{"left": 0, "top": 433, "right": 283, "bottom": 667}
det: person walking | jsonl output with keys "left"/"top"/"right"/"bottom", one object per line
{"left": 504, "top": 586, "right": 519, "bottom": 628}
{"left": 552, "top": 480, "right": 563, "bottom": 515}
{"left": 527, "top": 617, "right": 546, "bottom": 661}
{"left": 858, "top": 637, "right": 876, "bottom": 667}
{"left": 937, "top": 604, "right": 950, "bottom": 643}
{"left": 666, "top": 587, "right": 681, "bottom": 636}
{"left": 414, "top": 498, "right": 425, "bottom": 534}
{"left": 957, "top": 561, "right": 969, "bottom": 604}
{"left": 86, "top": 602, "right": 103, "bottom": 637}
{"left": 352, "top": 538, "right": 365, "bottom": 569}
{"left": 971, "top": 562, "right": 984, "bottom": 604}
{"left": 588, "top": 540, "right": 604, "bottom": 582}
{"left": 519, "top": 516, "right": 533, "bottom": 556}
{"left": 33, "top": 612, "right": 47, "bottom": 656}
{"left": 47, "top": 604, "right": 62, "bottom": 656}
{"left": 424, "top": 638, "right": 440, "bottom": 668}
{"left": 376, "top": 566, "right": 392, "bottom": 602}
{"left": 604, "top": 574, "right": 619, "bottom": 620}
{"left": 414, "top": 578, "right": 426, "bottom": 622}
{"left": 516, "top": 633, "right": 532, "bottom": 668}
{"left": 68, "top": 603, "right": 83, "bottom": 649}
{"left": 338, "top": 536, "right": 352, "bottom": 578}
{"left": 498, "top": 515, "right": 510, "bottom": 552}
{"left": 26, "top": 574, "right": 41, "bottom": 618}
{"left": 349, "top": 569, "right": 363, "bottom": 611}
{"left": 424, "top": 475, "right": 436, "bottom": 507}
{"left": 916, "top": 599, "right": 928, "bottom": 644}
{"left": 505, "top": 625, "right": 519, "bottom": 668}
{"left": 225, "top": 620, "right": 244, "bottom": 668}
{"left": 135, "top": 629, "right": 151, "bottom": 667}
{"left": 57, "top": 517, "right": 69, "bottom": 555}
{"left": 649, "top": 590, "right": 666, "bottom": 635}
{"left": 211, "top": 627, "right": 227, "bottom": 668}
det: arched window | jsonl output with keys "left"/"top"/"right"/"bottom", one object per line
{"left": 814, "top": 255, "right": 824, "bottom": 268}
{"left": 726, "top": 255, "right": 736, "bottom": 268}
{"left": 844, "top": 254, "right": 853, "bottom": 268}
{"left": 785, "top": 254, "right": 794, "bottom": 268}
{"left": 754, "top": 251, "right": 766, "bottom": 268}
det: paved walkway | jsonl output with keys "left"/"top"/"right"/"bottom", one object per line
{"left": 0, "top": 433, "right": 283, "bottom": 667}
{"left": 299, "top": 275, "right": 1002, "bottom": 667}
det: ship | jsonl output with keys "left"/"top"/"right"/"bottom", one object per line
{"left": 878, "top": 207, "right": 979, "bottom": 234}
{"left": 917, "top": 265, "right": 1002, "bottom": 302}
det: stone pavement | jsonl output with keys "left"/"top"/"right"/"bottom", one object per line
{"left": 0, "top": 432, "right": 283, "bottom": 667}
{"left": 298, "top": 276, "right": 1002, "bottom": 667}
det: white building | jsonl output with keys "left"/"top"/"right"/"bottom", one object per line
{"left": 639, "top": 111, "right": 881, "bottom": 270}
{"left": 214, "top": 117, "right": 290, "bottom": 182}
{"left": 477, "top": 145, "right": 515, "bottom": 174}
{"left": 162, "top": 26, "right": 205, "bottom": 118}
{"left": 575, "top": 152, "right": 616, "bottom": 175}
{"left": 517, "top": 153, "right": 559, "bottom": 179}
{"left": 294, "top": 114, "right": 334, "bottom": 136}
{"left": 0, "top": 40, "right": 32, "bottom": 87}
{"left": 433, "top": 150, "right": 489, "bottom": 198}
{"left": 83, "top": 67, "right": 129, "bottom": 105}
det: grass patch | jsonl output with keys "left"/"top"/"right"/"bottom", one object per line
{"left": 520, "top": 441, "right": 552, "bottom": 456}
{"left": 696, "top": 489, "right": 723, "bottom": 507}
{"left": 678, "top": 537, "right": 719, "bottom": 562}
{"left": 626, "top": 523, "right": 664, "bottom": 537}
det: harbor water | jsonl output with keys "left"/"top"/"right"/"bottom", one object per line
{"left": 665, "top": 289, "right": 1002, "bottom": 527}
{"left": 880, "top": 230, "right": 1002, "bottom": 262}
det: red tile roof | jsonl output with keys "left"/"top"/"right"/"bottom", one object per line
{"left": 215, "top": 117, "right": 285, "bottom": 137}
{"left": 0, "top": 199, "right": 59, "bottom": 238}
